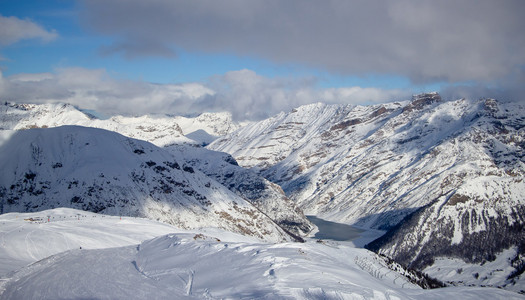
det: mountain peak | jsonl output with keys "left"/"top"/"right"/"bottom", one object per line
{"left": 402, "top": 92, "right": 442, "bottom": 113}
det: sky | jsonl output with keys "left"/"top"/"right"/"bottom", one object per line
{"left": 0, "top": 0, "right": 524, "bottom": 120}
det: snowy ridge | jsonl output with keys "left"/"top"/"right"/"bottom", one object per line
{"left": 210, "top": 102, "right": 347, "bottom": 170}
{"left": 0, "top": 126, "right": 293, "bottom": 242}
{"left": 1, "top": 209, "right": 522, "bottom": 299}
{"left": 173, "top": 111, "right": 243, "bottom": 136}
{"left": 0, "top": 102, "right": 241, "bottom": 146}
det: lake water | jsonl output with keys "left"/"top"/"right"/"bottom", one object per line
{"left": 307, "top": 216, "right": 365, "bottom": 241}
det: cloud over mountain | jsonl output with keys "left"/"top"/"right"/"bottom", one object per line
{"left": 0, "top": 68, "right": 408, "bottom": 120}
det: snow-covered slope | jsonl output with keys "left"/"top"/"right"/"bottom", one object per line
{"left": 0, "top": 126, "right": 293, "bottom": 242}
{"left": 1, "top": 209, "right": 522, "bottom": 299}
{"left": 209, "top": 93, "right": 525, "bottom": 288}
{"left": 210, "top": 94, "right": 524, "bottom": 226}
{"left": 173, "top": 111, "right": 243, "bottom": 136}
{"left": 168, "top": 144, "right": 313, "bottom": 238}
{"left": 0, "top": 208, "right": 179, "bottom": 277}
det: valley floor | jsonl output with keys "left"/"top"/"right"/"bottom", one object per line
{"left": 1, "top": 208, "right": 523, "bottom": 299}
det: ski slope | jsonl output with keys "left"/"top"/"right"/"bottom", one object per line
{"left": 0, "top": 208, "right": 180, "bottom": 277}
{"left": 1, "top": 209, "right": 523, "bottom": 299}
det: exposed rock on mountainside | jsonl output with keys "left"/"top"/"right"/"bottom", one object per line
{"left": 0, "top": 126, "right": 293, "bottom": 242}
{"left": 168, "top": 144, "right": 313, "bottom": 238}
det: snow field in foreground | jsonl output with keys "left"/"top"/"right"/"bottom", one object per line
{"left": 1, "top": 208, "right": 523, "bottom": 299}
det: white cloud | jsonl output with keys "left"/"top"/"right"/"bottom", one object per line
{"left": 9, "top": 73, "right": 55, "bottom": 82}
{"left": 319, "top": 87, "right": 407, "bottom": 105}
{"left": 184, "top": 69, "right": 410, "bottom": 120}
{"left": 0, "top": 15, "right": 58, "bottom": 46}
{"left": 0, "top": 68, "right": 215, "bottom": 116}
{"left": 0, "top": 68, "right": 410, "bottom": 120}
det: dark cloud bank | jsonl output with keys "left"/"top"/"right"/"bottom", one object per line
{"left": 79, "top": 0, "right": 525, "bottom": 85}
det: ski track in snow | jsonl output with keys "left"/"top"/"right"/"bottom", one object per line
{"left": 24, "top": 230, "right": 39, "bottom": 261}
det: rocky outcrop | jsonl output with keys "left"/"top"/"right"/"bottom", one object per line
{"left": 167, "top": 144, "right": 314, "bottom": 238}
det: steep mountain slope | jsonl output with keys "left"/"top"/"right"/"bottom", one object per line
{"left": 0, "top": 126, "right": 294, "bottom": 242}
{"left": 168, "top": 144, "right": 313, "bottom": 238}
{"left": 209, "top": 94, "right": 524, "bottom": 228}
{"left": 209, "top": 94, "right": 525, "bottom": 288}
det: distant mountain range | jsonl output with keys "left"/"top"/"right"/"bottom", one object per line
{"left": 0, "top": 102, "right": 240, "bottom": 146}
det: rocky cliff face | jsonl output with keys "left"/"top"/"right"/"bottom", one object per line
{"left": 0, "top": 126, "right": 294, "bottom": 243}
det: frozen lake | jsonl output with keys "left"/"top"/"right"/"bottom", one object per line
{"left": 307, "top": 216, "right": 365, "bottom": 242}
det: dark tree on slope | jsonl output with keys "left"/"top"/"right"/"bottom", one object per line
{"left": 366, "top": 203, "right": 525, "bottom": 270}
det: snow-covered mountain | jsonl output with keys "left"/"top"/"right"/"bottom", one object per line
{"left": 2, "top": 96, "right": 524, "bottom": 292}
{"left": 172, "top": 111, "right": 244, "bottom": 137}
{"left": 1, "top": 208, "right": 522, "bottom": 299}
{"left": 0, "top": 102, "right": 312, "bottom": 238}
{"left": 209, "top": 93, "right": 525, "bottom": 288}
{"left": 0, "top": 126, "right": 295, "bottom": 242}
{"left": 0, "top": 102, "right": 242, "bottom": 146}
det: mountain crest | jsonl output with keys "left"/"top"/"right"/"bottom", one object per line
{"left": 402, "top": 92, "right": 442, "bottom": 113}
